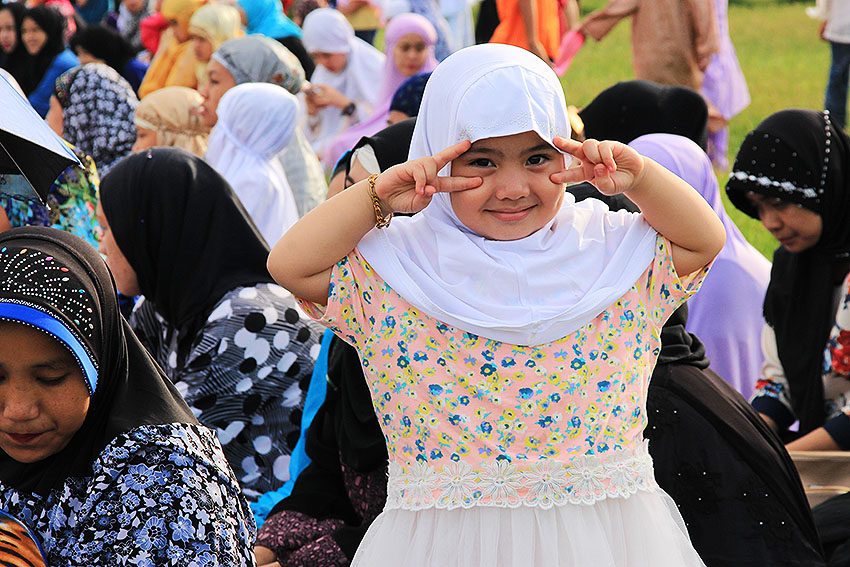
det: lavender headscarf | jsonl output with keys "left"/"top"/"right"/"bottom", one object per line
{"left": 324, "top": 13, "right": 438, "bottom": 166}
{"left": 630, "top": 134, "right": 770, "bottom": 399}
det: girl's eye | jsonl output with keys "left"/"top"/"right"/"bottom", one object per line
{"left": 527, "top": 154, "right": 549, "bottom": 166}
{"left": 469, "top": 158, "right": 494, "bottom": 168}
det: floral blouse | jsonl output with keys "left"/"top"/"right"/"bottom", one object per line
{"left": 0, "top": 423, "right": 256, "bottom": 566}
{"left": 1, "top": 148, "right": 101, "bottom": 249}
{"left": 299, "top": 235, "right": 709, "bottom": 510}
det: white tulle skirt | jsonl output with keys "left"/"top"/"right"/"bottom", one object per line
{"left": 351, "top": 489, "right": 706, "bottom": 566}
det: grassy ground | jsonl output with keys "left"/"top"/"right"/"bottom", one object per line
{"left": 566, "top": 1, "right": 829, "bottom": 258}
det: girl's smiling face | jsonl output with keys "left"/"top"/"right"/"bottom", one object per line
{"left": 449, "top": 131, "right": 566, "bottom": 241}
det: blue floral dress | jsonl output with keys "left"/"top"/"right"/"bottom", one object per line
{"left": 0, "top": 423, "right": 256, "bottom": 566}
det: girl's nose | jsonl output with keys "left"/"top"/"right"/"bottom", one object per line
{"left": 494, "top": 168, "right": 531, "bottom": 199}
{"left": 759, "top": 208, "right": 783, "bottom": 232}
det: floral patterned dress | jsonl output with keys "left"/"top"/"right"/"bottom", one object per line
{"left": 298, "top": 235, "right": 712, "bottom": 566}
{"left": 0, "top": 423, "right": 256, "bottom": 567}
{"left": 0, "top": 148, "right": 101, "bottom": 249}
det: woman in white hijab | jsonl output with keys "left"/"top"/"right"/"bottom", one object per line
{"left": 300, "top": 8, "right": 385, "bottom": 163}
{"left": 202, "top": 35, "right": 328, "bottom": 216}
{"left": 205, "top": 82, "right": 299, "bottom": 245}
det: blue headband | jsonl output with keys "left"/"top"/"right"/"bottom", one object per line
{"left": 0, "top": 302, "right": 98, "bottom": 395}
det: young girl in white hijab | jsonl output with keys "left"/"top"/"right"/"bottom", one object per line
{"left": 267, "top": 44, "right": 724, "bottom": 566}
{"left": 206, "top": 82, "right": 299, "bottom": 245}
{"left": 300, "top": 8, "right": 385, "bottom": 161}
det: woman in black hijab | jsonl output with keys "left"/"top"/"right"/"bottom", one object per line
{"left": 20, "top": 5, "right": 77, "bottom": 117}
{"left": 98, "top": 148, "right": 323, "bottom": 502}
{"left": 0, "top": 2, "right": 26, "bottom": 78}
{"left": 578, "top": 79, "right": 709, "bottom": 149}
{"left": 726, "top": 109, "right": 850, "bottom": 450}
{"left": 0, "top": 226, "right": 255, "bottom": 566}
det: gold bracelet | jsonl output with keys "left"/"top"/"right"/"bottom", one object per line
{"left": 367, "top": 173, "right": 393, "bottom": 228}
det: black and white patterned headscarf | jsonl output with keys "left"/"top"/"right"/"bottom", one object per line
{"left": 54, "top": 63, "right": 138, "bottom": 176}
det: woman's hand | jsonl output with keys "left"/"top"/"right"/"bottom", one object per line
{"left": 549, "top": 137, "right": 646, "bottom": 195}
{"left": 305, "top": 84, "right": 351, "bottom": 110}
{"left": 373, "top": 140, "right": 483, "bottom": 214}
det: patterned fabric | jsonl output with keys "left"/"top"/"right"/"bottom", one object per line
{"left": 0, "top": 148, "right": 100, "bottom": 250}
{"left": 130, "top": 284, "right": 323, "bottom": 500}
{"left": 54, "top": 63, "right": 138, "bottom": 176}
{"left": 0, "top": 423, "right": 255, "bottom": 567}
{"left": 298, "top": 235, "right": 708, "bottom": 510}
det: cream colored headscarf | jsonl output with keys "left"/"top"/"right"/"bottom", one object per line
{"left": 133, "top": 86, "right": 211, "bottom": 157}
{"left": 189, "top": 4, "right": 244, "bottom": 48}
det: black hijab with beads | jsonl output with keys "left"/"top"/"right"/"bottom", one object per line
{"left": 726, "top": 109, "right": 850, "bottom": 434}
{"left": 0, "top": 227, "right": 196, "bottom": 495}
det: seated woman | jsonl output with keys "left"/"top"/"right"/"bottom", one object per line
{"left": 324, "top": 13, "right": 437, "bottom": 167}
{"left": 187, "top": 3, "right": 242, "bottom": 87}
{"left": 133, "top": 85, "right": 210, "bottom": 156}
{"left": 69, "top": 24, "right": 149, "bottom": 93}
{"left": 98, "top": 148, "right": 322, "bottom": 501}
{"left": 138, "top": 0, "right": 205, "bottom": 98}
{"left": 0, "top": 226, "right": 255, "bottom": 566}
{"left": 48, "top": 63, "right": 139, "bottom": 176}
{"left": 237, "top": 0, "right": 314, "bottom": 78}
{"left": 205, "top": 83, "right": 300, "bottom": 246}
{"left": 628, "top": 133, "right": 771, "bottom": 398}
{"left": 726, "top": 109, "right": 850, "bottom": 450}
{"left": 20, "top": 5, "right": 77, "bottom": 117}
{"left": 201, "top": 34, "right": 327, "bottom": 216}
{"left": 300, "top": 8, "right": 385, "bottom": 163}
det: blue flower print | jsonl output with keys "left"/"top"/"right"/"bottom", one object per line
{"left": 430, "top": 449, "right": 443, "bottom": 459}
{"left": 518, "top": 388, "right": 533, "bottom": 399}
{"left": 124, "top": 463, "right": 156, "bottom": 491}
{"left": 597, "top": 381, "right": 611, "bottom": 392}
{"left": 170, "top": 516, "right": 194, "bottom": 542}
{"left": 480, "top": 422, "right": 493, "bottom": 434}
{"left": 501, "top": 357, "right": 516, "bottom": 367}
{"left": 481, "top": 350, "right": 495, "bottom": 361}
{"left": 396, "top": 355, "right": 410, "bottom": 368}
{"left": 428, "top": 384, "right": 444, "bottom": 396}
{"left": 136, "top": 517, "right": 167, "bottom": 551}
{"left": 549, "top": 393, "right": 561, "bottom": 402}
{"left": 570, "top": 358, "right": 585, "bottom": 370}
{"left": 480, "top": 363, "right": 497, "bottom": 376}
{"left": 458, "top": 395, "right": 470, "bottom": 406}
{"left": 537, "top": 415, "right": 554, "bottom": 428}
{"left": 413, "top": 351, "right": 428, "bottom": 362}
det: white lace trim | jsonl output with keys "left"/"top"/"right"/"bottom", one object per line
{"left": 385, "top": 440, "right": 658, "bottom": 511}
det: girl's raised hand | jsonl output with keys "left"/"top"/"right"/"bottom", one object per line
{"left": 549, "top": 137, "right": 646, "bottom": 195}
{"left": 373, "top": 140, "right": 483, "bottom": 214}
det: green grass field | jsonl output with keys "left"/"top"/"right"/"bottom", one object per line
{"left": 567, "top": 0, "right": 829, "bottom": 258}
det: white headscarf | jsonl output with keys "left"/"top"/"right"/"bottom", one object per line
{"left": 205, "top": 83, "right": 299, "bottom": 246}
{"left": 301, "top": 8, "right": 385, "bottom": 155}
{"left": 358, "top": 44, "right": 658, "bottom": 346}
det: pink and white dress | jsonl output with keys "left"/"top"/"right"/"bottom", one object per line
{"left": 298, "top": 235, "right": 710, "bottom": 566}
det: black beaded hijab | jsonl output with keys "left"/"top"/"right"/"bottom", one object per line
{"left": 578, "top": 80, "right": 709, "bottom": 149}
{"left": 0, "top": 227, "right": 196, "bottom": 495}
{"left": 726, "top": 109, "right": 850, "bottom": 434}
{"left": 99, "top": 148, "right": 275, "bottom": 361}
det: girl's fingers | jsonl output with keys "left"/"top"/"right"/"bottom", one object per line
{"left": 432, "top": 139, "right": 473, "bottom": 170}
{"left": 554, "top": 136, "right": 587, "bottom": 162}
{"left": 412, "top": 163, "right": 427, "bottom": 194}
{"left": 550, "top": 168, "right": 588, "bottom": 185}
{"left": 436, "top": 175, "right": 483, "bottom": 193}
{"left": 581, "top": 139, "right": 602, "bottom": 164}
{"left": 599, "top": 142, "right": 617, "bottom": 172}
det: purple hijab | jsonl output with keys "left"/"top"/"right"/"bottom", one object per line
{"left": 701, "top": 0, "right": 750, "bottom": 168}
{"left": 630, "top": 134, "right": 770, "bottom": 399}
{"left": 325, "top": 13, "right": 437, "bottom": 166}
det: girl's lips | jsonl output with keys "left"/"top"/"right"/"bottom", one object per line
{"left": 6, "top": 432, "right": 42, "bottom": 444}
{"left": 489, "top": 207, "right": 533, "bottom": 222}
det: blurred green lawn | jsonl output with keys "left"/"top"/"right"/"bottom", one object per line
{"left": 568, "top": 0, "right": 829, "bottom": 258}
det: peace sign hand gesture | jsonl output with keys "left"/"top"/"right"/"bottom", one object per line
{"left": 549, "top": 137, "right": 647, "bottom": 196}
{"left": 373, "top": 140, "right": 483, "bottom": 214}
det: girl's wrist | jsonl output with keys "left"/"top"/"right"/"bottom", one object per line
{"left": 623, "top": 156, "right": 650, "bottom": 196}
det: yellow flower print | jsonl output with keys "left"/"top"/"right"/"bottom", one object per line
{"left": 417, "top": 403, "right": 431, "bottom": 415}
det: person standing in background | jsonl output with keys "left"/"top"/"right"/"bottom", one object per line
{"left": 809, "top": 0, "right": 850, "bottom": 129}
{"left": 580, "top": 0, "right": 719, "bottom": 92}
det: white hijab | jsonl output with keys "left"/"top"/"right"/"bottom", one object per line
{"left": 301, "top": 8, "right": 385, "bottom": 155}
{"left": 205, "top": 83, "right": 300, "bottom": 246}
{"left": 358, "top": 44, "right": 658, "bottom": 346}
